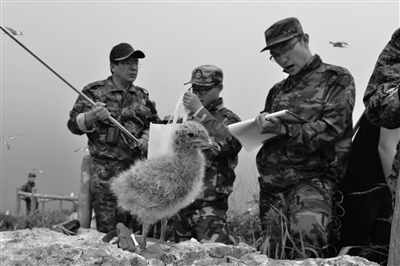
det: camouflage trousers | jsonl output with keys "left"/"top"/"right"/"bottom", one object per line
{"left": 173, "top": 205, "right": 230, "bottom": 244}
{"left": 258, "top": 177, "right": 334, "bottom": 257}
{"left": 90, "top": 156, "right": 133, "bottom": 233}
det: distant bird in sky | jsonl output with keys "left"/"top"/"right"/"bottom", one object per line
{"left": 1, "top": 134, "right": 23, "bottom": 150}
{"left": 4, "top": 27, "right": 23, "bottom": 36}
{"left": 1, "top": 134, "right": 23, "bottom": 139}
{"left": 32, "top": 168, "right": 46, "bottom": 178}
{"left": 329, "top": 41, "right": 348, "bottom": 48}
{"left": 3, "top": 142, "right": 10, "bottom": 150}
{"left": 74, "top": 147, "right": 89, "bottom": 152}
{"left": 111, "top": 121, "right": 220, "bottom": 250}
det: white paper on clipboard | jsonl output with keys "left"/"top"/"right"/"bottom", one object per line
{"left": 228, "top": 118, "right": 277, "bottom": 152}
{"left": 265, "top": 110, "right": 310, "bottom": 123}
{"left": 228, "top": 110, "right": 309, "bottom": 152}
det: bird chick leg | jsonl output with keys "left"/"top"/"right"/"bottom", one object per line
{"left": 140, "top": 222, "right": 151, "bottom": 249}
{"left": 158, "top": 218, "right": 168, "bottom": 244}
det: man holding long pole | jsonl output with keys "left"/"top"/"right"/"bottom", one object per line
{"left": 1, "top": 26, "right": 158, "bottom": 233}
{"left": 1, "top": 26, "right": 140, "bottom": 143}
{"left": 67, "top": 43, "right": 159, "bottom": 233}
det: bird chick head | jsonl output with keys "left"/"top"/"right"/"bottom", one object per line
{"left": 173, "top": 121, "right": 220, "bottom": 152}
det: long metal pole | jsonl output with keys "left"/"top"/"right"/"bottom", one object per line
{"left": 1, "top": 25, "right": 138, "bottom": 143}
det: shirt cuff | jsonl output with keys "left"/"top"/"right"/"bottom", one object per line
{"left": 193, "top": 106, "right": 204, "bottom": 117}
{"left": 76, "top": 113, "right": 95, "bottom": 133}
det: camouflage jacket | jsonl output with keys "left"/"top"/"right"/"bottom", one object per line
{"left": 256, "top": 55, "right": 355, "bottom": 192}
{"left": 21, "top": 181, "right": 35, "bottom": 193}
{"left": 68, "top": 76, "right": 158, "bottom": 162}
{"left": 363, "top": 28, "right": 400, "bottom": 129}
{"left": 187, "top": 98, "right": 242, "bottom": 211}
{"left": 363, "top": 27, "right": 400, "bottom": 205}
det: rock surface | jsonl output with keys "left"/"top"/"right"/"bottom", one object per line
{"left": 1, "top": 228, "right": 379, "bottom": 266}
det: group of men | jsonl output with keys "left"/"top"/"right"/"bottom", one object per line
{"left": 65, "top": 16, "right": 399, "bottom": 264}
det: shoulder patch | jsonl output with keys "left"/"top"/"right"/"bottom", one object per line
{"left": 220, "top": 108, "right": 241, "bottom": 122}
{"left": 324, "top": 64, "right": 351, "bottom": 76}
{"left": 83, "top": 79, "right": 107, "bottom": 91}
{"left": 135, "top": 86, "right": 149, "bottom": 96}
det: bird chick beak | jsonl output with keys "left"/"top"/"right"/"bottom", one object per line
{"left": 201, "top": 139, "right": 220, "bottom": 152}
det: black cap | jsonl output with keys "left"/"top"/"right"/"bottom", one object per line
{"left": 109, "top": 43, "right": 145, "bottom": 62}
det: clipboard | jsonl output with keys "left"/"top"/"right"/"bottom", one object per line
{"left": 265, "top": 110, "right": 310, "bottom": 123}
{"left": 228, "top": 110, "right": 310, "bottom": 152}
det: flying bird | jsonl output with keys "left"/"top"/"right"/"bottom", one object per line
{"left": 3, "top": 142, "right": 10, "bottom": 150}
{"left": 329, "top": 41, "right": 348, "bottom": 48}
{"left": 1, "top": 134, "right": 23, "bottom": 139}
{"left": 111, "top": 121, "right": 220, "bottom": 250}
{"left": 74, "top": 147, "right": 89, "bottom": 152}
{"left": 4, "top": 27, "right": 23, "bottom": 36}
{"left": 31, "top": 168, "right": 46, "bottom": 178}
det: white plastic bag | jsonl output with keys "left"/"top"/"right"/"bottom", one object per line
{"left": 148, "top": 93, "right": 189, "bottom": 159}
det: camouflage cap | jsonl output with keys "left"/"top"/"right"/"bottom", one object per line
{"left": 28, "top": 172, "right": 36, "bottom": 178}
{"left": 184, "top": 65, "right": 223, "bottom": 86}
{"left": 109, "top": 43, "right": 145, "bottom": 62}
{"left": 260, "top": 17, "right": 304, "bottom": 52}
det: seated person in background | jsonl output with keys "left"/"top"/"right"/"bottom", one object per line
{"left": 21, "top": 172, "right": 38, "bottom": 215}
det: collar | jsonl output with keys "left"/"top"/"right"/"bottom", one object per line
{"left": 279, "top": 55, "right": 322, "bottom": 92}
{"left": 106, "top": 76, "right": 137, "bottom": 93}
{"left": 205, "top": 97, "right": 224, "bottom": 112}
{"left": 284, "top": 54, "right": 322, "bottom": 79}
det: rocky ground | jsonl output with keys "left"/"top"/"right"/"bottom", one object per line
{"left": 1, "top": 228, "right": 380, "bottom": 266}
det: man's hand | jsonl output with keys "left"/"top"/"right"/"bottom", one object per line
{"left": 88, "top": 102, "right": 110, "bottom": 122}
{"left": 137, "top": 138, "right": 148, "bottom": 151}
{"left": 85, "top": 102, "right": 110, "bottom": 128}
{"left": 255, "top": 112, "right": 282, "bottom": 134}
{"left": 183, "top": 91, "right": 203, "bottom": 113}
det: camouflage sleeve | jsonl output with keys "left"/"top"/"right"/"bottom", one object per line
{"left": 136, "top": 86, "right": 162, "bottom": 124}
{"left": 363, "top": 28, "right": 400, "bottom": 129}
{"left": 20, "top": 183, "right": 28, "bottom": 192}
{"left": 284, "top": 73, "right": 355, "bottom": 154}
{"left": 67, "top": 87, "right": 95, "bottom": 135}
{"left": 193, "top": 108, "right": 242, "bottom": 158}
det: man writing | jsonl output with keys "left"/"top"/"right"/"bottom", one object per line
{"left": 255, "top": 17, "right": 355, "bottom": 257}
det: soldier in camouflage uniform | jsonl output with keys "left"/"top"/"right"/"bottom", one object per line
{"left": 331, "top": 115, "right": 395, "bottom": 265}
{"left": 363, "top": 27, "right": 400, "bottom": 205}
{"left": 255, "top": 17, "right": 355, "bottom": 257}
{"left": 173, "top": 65, "right": 242, "bottom": 244}
{"left": 330, "top": 28, "right": 400, "bottom": 265}
{"left": 68, "top": 43, "right": 159, "bottom": 233}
